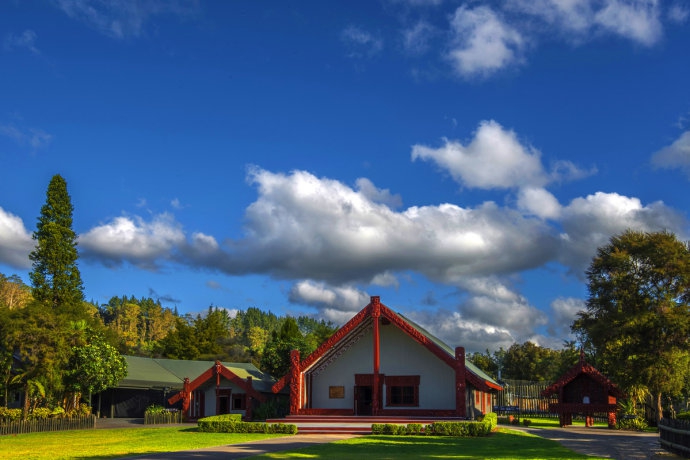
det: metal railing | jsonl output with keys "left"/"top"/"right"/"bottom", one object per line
{"left": 0, "top": 415, "right": 96, "bottom": 435}
{"left": 659, "top": 418, "right": 690, "bottom": 458}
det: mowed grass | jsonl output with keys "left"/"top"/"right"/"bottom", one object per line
{"left": 253, "top": 428, "right": 608, "bottom": 460}
{"left": 0, "top": 426, "right": 288, "bottom": 460}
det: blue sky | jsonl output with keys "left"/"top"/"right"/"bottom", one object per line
{"left": 1, "top": 0, "right": 689, "bottom": 353}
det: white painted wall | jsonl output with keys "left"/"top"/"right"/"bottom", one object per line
{"left": 308, "top": 320, "right": 456, "bottom": 410}
{"left": 379, "top": 324, "right": 455, "bottom": 409}
{"left": 309, "top": 327, "right": 374, "bottom": 409}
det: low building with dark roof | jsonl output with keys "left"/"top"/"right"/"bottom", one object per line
{"left": 98, "top": 356, "right": 280, "bottom": 419}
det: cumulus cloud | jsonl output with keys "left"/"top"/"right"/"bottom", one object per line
{"left": 3, "top": 30, "right": 40, "bottom": 54}
{"left": 341, "top": 26, "right": 384, "bottom": 58}
{"left": 457, "top": 277, "right": 548, "bottom": 338}
{"left": 406, "top": 308, "right": 515, "bottom": 353}
{"left": 547, "top": 296, "right": 585, "bottom": 338}
{"left": 79, "top": 213, "right": 185, "bottom": 269}
{"left": 651, "top": 131, "right": 690, "bottom": 176}
{"left": 447, "top": 5, "right": 525, "bottom": 78}
{"left": 517, "top": 187, "right": 562, "bottom": 220}
{"left": 0, "top": 207, "right": 33, "bottom": 269}
{"left": 355, "top": 178, "right": 402, "bottom": 208}
{"left": 200, "top": 167, "right": 559, "bottom": 284}
{"left": 558, "top": 192, "right": 686, "bottom": 275}
{"left": 53, "top": 0, "right": 198, "bottom": 39}
{"left": 412, "top": 120, "right": 548, "bottom": 189}
{"left": 594, "top": 0, "right": 662, "bottom": 46}
{"left": 288, "top": 280, "right": 370, "bottom": 324}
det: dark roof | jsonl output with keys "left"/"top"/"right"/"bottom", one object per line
{"left": 541, "top": 351, "right": 623, "bottom": 398}
{"left": 118, "top": 356, "right": 277, "bottom": 393}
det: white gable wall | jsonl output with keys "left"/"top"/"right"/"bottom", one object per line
{"left": 379, "top": 324, "right": 455, "bottom": 409}
{"left": 308, "top": 320, "right": 455, "bottom": 410}
{"left": 202, "top": 377, "right": 248, "bottom": 416}
{"left": 309, "top": 328, "right": 373, "bottom": 409}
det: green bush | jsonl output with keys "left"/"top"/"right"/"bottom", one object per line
{"left": 677, "top": 412, "right": 690, "bottom": 421}
{"left": 372, "top": 413, "right": 497, "bottom": 437}
{"left": 616, "top": 416, "right": 648, "bottom": 431}
{"left": 145, "top": 404, "right": 168, "bottom": 415}
{"left": 252, "top": 398, "right": 289, "bottom": 421}
{"left": 28, "top": 408, "right": 52, "bottom": 420}
{"left": 0, "top": 407, "right": 22, "bottom": 422}
{"left": 406, "top": 423, "right": 423, "bottom": 435}
{"left": 197, "top": 414, "right": 296, "bottom": 434}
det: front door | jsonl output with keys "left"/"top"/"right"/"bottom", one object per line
{"left": 355, "top": 385, "right": 373, "bottom": 415}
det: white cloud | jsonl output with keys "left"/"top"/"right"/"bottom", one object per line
{"left": 447, "top": 5, "right": 525, "bottom": 78}
{"left": 0, "top": 207, "right": 33, "bottom": 269}
{"left": 547, "top": 296, "right": 585, "bottom": 337}
{"left": 288, "top": 280, "right": 370, "bottom": 324}
{"left": 3, "top": 30, "right": 40, "bottom": 54}
{"left": 208, "top": 167, "right": 558, "bottom": 284}
{"left": 406, "top": 309, "right": 515, "bottom": 353}
{"left": 412, "top": 120, "right": 547, "bottom": 189}
{"left": 53, "top": 0, "right": 198, "bottom": 39}
{"left": 341, "top": 26, "right": 384, "bottom": 58}
{"left": 667, "top": 4, "right": 689, "bottom": 23}
{"left": 0, "top": 123, "right": 52, "bottom": 151}
{"left": 355, "top": 178, "right": 402, "bottom": 208}
{"left": 651, "top": 131, "right": 690, "bottom": 176}
{"left": 457, "top": 276, "right": 548, "bottom": 338}
{"left": 558, "top": 191, "right": 686, "bottom": 275}
{"left": 594, "top": 0, "right": 662, "bottom": 46}
{"left": 402, "top": 21, "right": 436, "bottom": 54}
{"left": 517, "top": 187, "right": 562, "bottom": 219}
{"left": 506, "top": 0, "right": 594, "bottom": 35}
{"left": 79, "top": 213, "right": 185, "bottom": 269}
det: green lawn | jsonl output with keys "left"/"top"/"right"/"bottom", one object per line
{"left": 0, "top": 426, "right": 609, "bottom": 460}
{"left": 0, "top": 426, "right": 287, "bottom": 460}
{"left": 253, "top": 428, "right": 607, "bottom": 460}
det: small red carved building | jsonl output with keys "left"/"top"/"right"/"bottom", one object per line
{"left": 541, "top": 351, "right": 622, "bottom": 428}
{"left": 272, "top": 296, "right": 502, "bottom": 418}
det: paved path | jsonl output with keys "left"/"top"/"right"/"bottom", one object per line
{"left": 519, "top": 426, "right": 682, "bottom": 459}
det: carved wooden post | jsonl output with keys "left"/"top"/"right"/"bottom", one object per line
{"left": 371, "top": 296, "right": 381, "bottom": 415}
{"left": 455, "top": 346, "right": 466, "bottom": 417}
{"left": 289, "top": 349, "right": 301, "bottom": 415}
{"left": 245, "top": 376, "right": 253, "bottom": 421}
{"left": 182, "top": 377, "right": 191, "bottom": 418}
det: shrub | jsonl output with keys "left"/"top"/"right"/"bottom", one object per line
{"left": 677, "top": 412, "right": 690, "bottom": 421}
{"left": 406, "top": 423, "right": 423, "bottom": 435}
{"left": 197, "top": 414, "right": 296, "bottom": 434}
{"left": 253, "top": 398, "right": 289, "bottom": 421}
{"left": 0, "top": 407, "right": 22, "bottom": 422}
{"left": 145, "top": 404, "right": 168, "bottom": 415}
{"left": 28, "top": 408, "right": 52, "bottom": 420}
{"left": 616, "top": 416, "right": 648, "bottom": 431}
{"left": 522, "top": 419, "right": 532, "bottom": 427}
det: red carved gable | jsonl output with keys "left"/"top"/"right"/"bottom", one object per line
{"left": 168, "top": 361, "right": 265, "bottom": 406}
{"left": 541, "top": 352, "right": 623, "bottom": 399}
{"left": 272, "top": 296, "right": 500, "bottom": 393}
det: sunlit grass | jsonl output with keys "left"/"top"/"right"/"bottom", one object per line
{"left": 0, "top": 426, "right": 288, "bottom": 459}
{"left": 252, "top": 428, "right": 608, "bottom": 460}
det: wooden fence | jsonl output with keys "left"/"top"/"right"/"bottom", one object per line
{"left": 659, "top": 418, "right": 690, "bottom": 458}
{"left": 144, "top": 411, "right": 184, "bottom": 425}
{"left": 0, "top": 415, "right": 96, "bottom": 435}
{"left": 494, "top": 380, "right": 557, "bottom": 416}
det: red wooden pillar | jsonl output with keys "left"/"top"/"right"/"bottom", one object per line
{"left": 182, "top": 378, "right": 191, "bottom": 418}
{"left": 371, "top": 296, "right": 381, "bottom": 415}
{"left": 289, "top": 349, "right": 301, "bottom": 415}
{"left": 455, "top": 346, "right": 466, "bottom": 417}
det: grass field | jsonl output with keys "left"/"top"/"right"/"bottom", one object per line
{"left": 0, "top": 426, "right": 287, "bottom": 460}
{"left": 0, "top": 426, "right": 607, "bottom": 460}
{"left": 253, "top": 428, "right": 608, "bottom": 460}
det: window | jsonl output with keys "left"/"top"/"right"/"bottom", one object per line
{"left": 385, "top": 375, "right": 420, "bottom": 407}
{"left": 232, "top": 394, "right": 246, "bottom": 410}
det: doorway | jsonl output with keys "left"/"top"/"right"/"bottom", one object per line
{"left": 355, "top": 385, "right": 373, "bottom": 415}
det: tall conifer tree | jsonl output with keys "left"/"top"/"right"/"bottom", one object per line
{"left": 29, "top": 174, "right": 84, "bottom": 313}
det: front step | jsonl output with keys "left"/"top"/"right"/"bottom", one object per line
{"left": 266, "top": 415, "right": 466, "bottom": 435}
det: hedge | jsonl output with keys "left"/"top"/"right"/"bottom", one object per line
{"left": 197, "top": 414, "right": 297, "bottom": 434}
{"left": 372, "top": 413, "right": 497, "bottom": 437}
